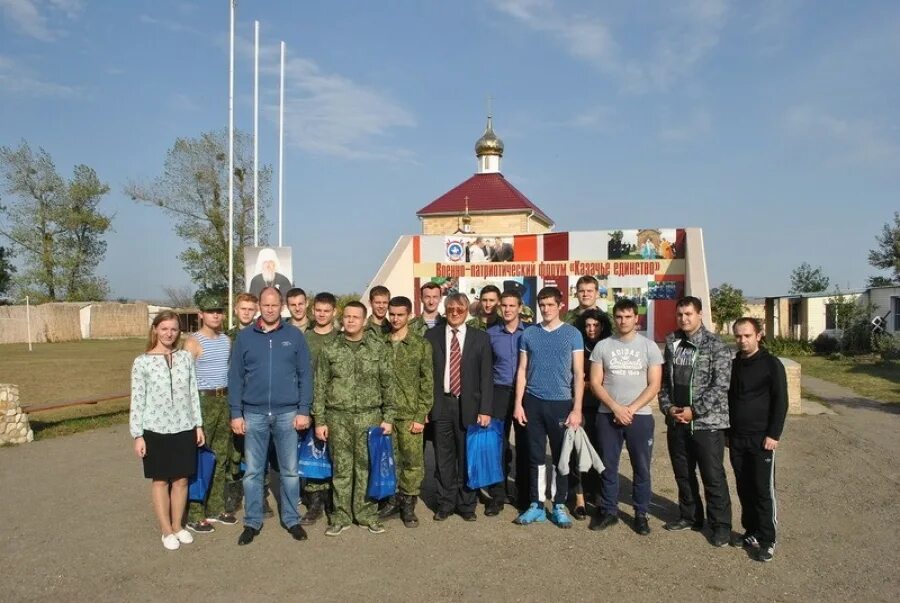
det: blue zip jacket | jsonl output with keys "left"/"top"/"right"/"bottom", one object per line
{"left": 228, "top": 318, "right": 313, "bottom": 419}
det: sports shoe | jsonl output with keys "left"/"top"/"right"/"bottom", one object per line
{"left": 550, "top": 504, "right": 573, "bottom": 529}
{"left": 589, "top": 512, "right": 619, "bottom": 531}
{"left": 756, "top": 544, "right": 775, "bottom": 562}
{"left": 186, "top": 520, "right": 215, "bottom": 534}
{"left": 325, "top": 524, "right": 350, "bottom": 537}
{"left": 731, "top": 532, "right": 760, "bottom": 549}
{"left": 161, "top": 534, "right": 180, "bottom": 551}
{"left": 634, "top": 514, "right": 651, "bottom": 536}
{"left": 174, "top": 529, "right": 194, "bottom": 544}
{"left": 663, "top": 518, "right": 701, "bottom": 532}
{"left": 215, "top": 512, "right": 238, "bottom": 525}
{"left": 573, "top": 506, "right": 587, "bottom": 521}
{"left": 710, "top": 529, "right": 731, "bottom": 547}
{"left": 288, "top": 524, "right": 308, "bottom": 541}
{"left": 367, "top": 522, "right": 386, "bottom": 534}
{"left": 514, "top": 502, "right": 547, "bottom": 525}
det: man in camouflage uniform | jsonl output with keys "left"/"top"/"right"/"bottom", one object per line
{"left": 564, "top": 275, "right": 602, "bottom": 325}
{"left": 314, "top": 301, "right": 396, "bottom": 535}
{"left": 409, "top": 281, "right": 445, "bottom": 336}
{"left": 286, "top": 287, "right": 311, "bottom": 332}
{"left": 365, "top": 285, "right": 392, "bottom": 338}
{"left": 376, "top": 296, "right": 433, "bottom": 528}
{"left": 466, "top": 284, "right": 501, "bottom": 331}
{"left": 659, "top": 296, "right": 733, "bottom": 547}
{"left": 299, "top": 291, "right": 340, "bottom": 525}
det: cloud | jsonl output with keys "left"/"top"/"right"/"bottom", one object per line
{"left": 0, "top": 0, "right": 82, "bottom": 41}
{"left": 138, "top": 13, "right": 205, "bottom": 37}
{"left": 658, "top": 108, "right": 712, "bottom": 142}
{"left": 783, "top": 105, "right": 900, "bottom": 166}
{"left": 0, "top": 54, "right": 80, "bottom": 97}
{"left": 489, "top": 0, "right": 729, "bottom": 92}
{"left": 565, "top": 106, "right": 615, "bottom": 131}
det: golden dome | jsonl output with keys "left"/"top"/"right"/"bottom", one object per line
{"left": 475, "top": 116, "right": 504, "bottom": 157}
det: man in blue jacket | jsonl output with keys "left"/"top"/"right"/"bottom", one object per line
{"left": 229, "top": 287, "right": 313, "bottom": 545}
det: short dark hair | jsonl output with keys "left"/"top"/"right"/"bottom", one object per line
{"left": 499, "top": 290, "right": 522, "bottom": 304}
{"left": 537, "top": 286, "right": 562, "bottom": 304}
{"left": 285, "top": 287, "right": 306, "bottom": 301}
{"left": 389, "top": 296, "right": 412, "bottom": 312}
{"left": 613, "top": 298, "right": 639, "bottom": 315}
{"left": 733, "top": 317, "right": 762, "bottom": 334}
{"left": 676, "top": 296, "right": 703, "bottom": 312}
{"left": 479, "top": 285, "right": 501, "bottom": 298}
{"left": 369, "top": 285, "right": 390, "bottom": 301}
{"left": 344, "top": 300, "right": 368, "bottom": 317}
{"left": 575, "top": 275, "right": 599, "bottom": 289}
{"left": 420, "top": 282, "right": 441, "bottom": 294}
{"left": 313, "top": 292, "right": 336, "bottom": 307}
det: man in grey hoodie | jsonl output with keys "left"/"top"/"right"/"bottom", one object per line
{"left": 658, "top": 296, "right": 733, "bottom": 547}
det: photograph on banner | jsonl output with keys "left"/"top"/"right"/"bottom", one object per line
{"left": 612, "top": 286, "right": 649, "bottom": 330}
{"left": 445, "top": 236, "right": 515, "bottom": 263}
{"left": 607, "top": 228, "right": 679, "bottom": 260}
{"left": 244, "top": 246, "right": 293, "bottom": 298}
{"left": 459, "top": 276, "right": 537, "bottom": 321}
{"left": 647, "top": 280, "right": 679, "bottom": 300}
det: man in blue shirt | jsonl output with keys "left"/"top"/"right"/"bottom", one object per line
{"left": 513, "top": 287, "right": 584, "bottom": 528}
{"left": 485, "top": 290, "right": 529, "bottom": 515}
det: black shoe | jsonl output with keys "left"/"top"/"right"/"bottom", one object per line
{"left": 400, "top": 495, "right": 419, "bottom": 528}
{"left": 459, "top": 511, "right": 477, "bottom": 522}
{"left": 573, "top": 506, "right": 587, "bottom": 521}
{"left": 378, "top": 495, "right": 401, "bottom": 519}
{"left": 634, "top": 514, "right": 651, "bottom": 535}
{"left": 288, "top": 524, "right": 308, "bottom": 541}
{"left": 589, "top": 512, "right": 619, "bottom": 531}
{"left": 237, "top": 526, "right": 260, "bottom": 546}
{"left": 756, "top": 543, "right": 775, "bottom": 562}
{"left": 301, "top": 492, "right": 325, "bottom": 526}
{"left": 710, "top": 529, "right": 731, "bottom": 547}
{"left": 433, "top": 510, "right": 452, "bottom": 522}
{"left": 664, "top": 518, "right": 702, "bottom": 532}
{"left": 484, "top": 501, "right": 503, "bottom": 517}
{"left": 731, "top": 532, "right": 760, "bottom": 548}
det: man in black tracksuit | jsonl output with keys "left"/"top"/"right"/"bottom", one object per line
{"left": 728, "top": 317, "right": 787, "bottom": 563}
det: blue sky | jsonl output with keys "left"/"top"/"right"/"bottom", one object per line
{"left": 1, "top": 0, "right": 898, "bottom": 300}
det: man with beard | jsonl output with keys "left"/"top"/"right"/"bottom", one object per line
{"left": 248, "top": 248, "right": 292, "bottom": 298}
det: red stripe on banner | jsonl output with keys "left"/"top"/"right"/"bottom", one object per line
{"left": 513, "top": 235, "right": 537, "bottom": 261}
{"left": 413, "top": 236, "right": 420, "bottom": 264}
{"left": 543, "top": 232, "right": 569, "bottom": 261}
{"left": 654, "top": 299, "right": 677, "bottom": 342}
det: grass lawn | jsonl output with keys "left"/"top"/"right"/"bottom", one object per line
{"left": 0, "top": 339, "right": 144, "bottom": 440}
{"left": 790, "top": 355, "right": 900, "bottom": 403}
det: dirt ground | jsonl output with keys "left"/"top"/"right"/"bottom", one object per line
{"left": 1, "top": 394, "right": 898, "bottom": 603}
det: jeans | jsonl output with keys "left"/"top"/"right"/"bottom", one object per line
{"left": 243, "top": 411, "right": 300, "bottom": 530}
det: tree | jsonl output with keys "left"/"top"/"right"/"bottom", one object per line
{"left": 867, "top": 275, "right": 896, "bottom": 288}
{"left": 867, "top": 211, "right": 900, "bottom": 286}
{"left": 162, "top": 285, "right": 196, "bottom": 308}
{"left": 0, "top": 141, "right": 111, "bottom": 301}
{"left": 789, "top": 262, "right": 830, "bottom": 294}
{"left": 0, "top": 245, "right": 15, "bottom": 298}
{"left": 710, "top": 283, "right": 747, "bottom": 333}
{"left": 125, "top": 130, "right": 271, "bottom": 298}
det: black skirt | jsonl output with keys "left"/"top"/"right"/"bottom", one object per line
{"left": 142, "top": 429, "right": 197, "bottom": 480}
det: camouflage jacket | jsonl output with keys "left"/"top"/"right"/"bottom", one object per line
{"left": 303, "top": 328, "right": 339, "bottom": 370}
{"left": 387, "top": 331, "right": 434, "bottom": 423}
{"left": 564, "top": 305, "right": 598, "bottom": 325}
{"left": 409, "top": 314, "right": 445, "bottom": 337}
{"left": 658, "top": 325, "right": 732, "bottom": 431}
{"left": 364, "top": 316, "right": 391, "bottom": 339}
{"left": 288, "top": 317, "right": 311, "bottom": 333}
{"left": 466, "top": 313, "right": 500, "bottom": 331}
{"left": 312, "top": 335, "right": 395, "bottom": 425}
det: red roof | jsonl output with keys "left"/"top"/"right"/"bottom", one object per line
{"left": 416, "top": 173, "right": 553, "bottom": 225}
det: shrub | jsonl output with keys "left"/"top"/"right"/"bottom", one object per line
{"left": 872, "top": 333, "right": 899, "bottom": 361}
{"left": 766, "top": 336, "right": 813, "bottom": 356}
{"left": 812, "top": 333, "right": 841, "bottom": 355}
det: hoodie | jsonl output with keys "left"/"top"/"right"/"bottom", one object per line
{"left": 728, "top": 348, "right": 788, "bottom": 439}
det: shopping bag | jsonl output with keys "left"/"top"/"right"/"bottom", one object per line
{"left": 466, "top": 419, "right": 504, "bottom": 489}
{"left": 188, "top": 446, "right": 216, "bottom": 502}
{"left": 298, "top": 429, "right": 332, "bottom": 479}
{"left": 366, "top": 427, "right": 397, "bottom": 499}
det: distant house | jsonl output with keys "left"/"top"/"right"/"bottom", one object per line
{"left": 764, "top": 285, "right": 900, "bottom": 340}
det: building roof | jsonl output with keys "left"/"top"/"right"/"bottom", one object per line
{"left": 765, "top": 289, "right": 867, "bottom": 300}
{"left": 416, "top": 172, "right": 553, "bottom": 225}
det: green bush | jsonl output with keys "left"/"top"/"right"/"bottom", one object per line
{"left": 872, "top": 333, "right": 899, "bottom": 360}
{"left": 766, "top": 336, "right": 813, "bottom": 356}
{"left": 813, "top": 333, "right": 841, "bottom": 355}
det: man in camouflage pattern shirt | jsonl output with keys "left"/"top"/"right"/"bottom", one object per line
{"left": 466, "top": 284, "right": 501, "bottom": 331}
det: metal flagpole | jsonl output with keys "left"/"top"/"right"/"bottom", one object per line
{"left": 253, "top": 19, "right": 259, "bottom": 247}
{"left": 278, "top": 40, "right": 285, "bottom": 247}
{"left": 227, "top": 0, "right": 235, "bottom": 329}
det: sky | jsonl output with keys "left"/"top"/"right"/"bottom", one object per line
{"left": 0, "top": 0, "right": 898, "bottom": 302}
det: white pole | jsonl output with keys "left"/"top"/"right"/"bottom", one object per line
{"left": 227, "top": 0, "right": 235, "bottom": 329}
{"left": 278, "top": 40, "right": 285, "bottom": 247}
{"left": 25, "top": 295, "right": 32, "bottom": 352}
{"left": 253, "top": 19, "right": 259, "bottom": 247}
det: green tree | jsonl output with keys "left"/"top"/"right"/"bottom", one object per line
{"left": 0, "top": 141, "right": 111, "bottom": 301}
{"left": 0, "top": 245, "right": 15, "bottom": 297}
{"left": 710, "top": 283, "right": 747, "bottom": 333}
{"left": 125, "top": 130, "right": 271, "bottom": 298}
{"left": 867, "top": 211, "right": 899, "bottom": 285}
{"left": 789, "top": 262, "right": 830, "bottom": 294}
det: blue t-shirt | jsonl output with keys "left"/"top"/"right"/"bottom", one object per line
{"left": 520, "top": 322, "right": 583, "bottom": 400}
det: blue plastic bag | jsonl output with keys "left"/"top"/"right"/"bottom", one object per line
{"left": 367, "top": 427, "right": 397, "bottom": 499}
{"left": 466, "top": 419, "right": 504, "bottom": 489}
{"left": 188, "top": 446, "right": 216, "bottom": 502}
{"left": 298, "top": 429, "right": 332, "bottom": 479}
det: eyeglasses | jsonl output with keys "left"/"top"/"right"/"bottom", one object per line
{"left": 446, "top": 307, "right": 466, "bottom": 314}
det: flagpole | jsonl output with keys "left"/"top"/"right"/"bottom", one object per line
{"left": 227, "top": 0, "right": 235, "bottom": 329}
{"left": 278, "top": 40, "right": 285, "bottom": 247}
{"left": 253, "top": 19, "right": 259, "bottom": 247}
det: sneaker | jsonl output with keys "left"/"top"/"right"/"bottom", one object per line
{"left": 214, "top": 512, "right": 238, "bottom": 525}
{"left": 589, "top": 512, "right": 619, "bottom": 531}
{"left": 514, "top": 502, "right": 547, "bottom": 525}
{"left": 325, "top": 524, "right": 350, "bottom": 537}
{"left": 186, "top": 520, "right": 215, "bottom": 534}
{"left": 367, "top": 522, "right": 386, "bottom": 534}
{"left": 711, "top": 529, "right": 731, "bottom": 547}
{"left": 550, "top": 504, "right": 573, "bottom": 529}
{"left": 663, "top": 518, "right": 699, "bottom": 532}
{"left": 161, "top": 533, "right": 180, "bottom": 550}
{"left": 731, "top": 532, "right": 760, "bottom": 549}
{"left": 174, "top": 529, "right": 194, "bottom": 544}
{"left": 634, "top": 514, "right": 651, "bottom": 536}
{"left": 756, "top": 544, "right": 775, "bottom": 562}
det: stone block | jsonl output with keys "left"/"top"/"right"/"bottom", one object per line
{"left": 779, "top": 357, "right": 802, "bottom": 415}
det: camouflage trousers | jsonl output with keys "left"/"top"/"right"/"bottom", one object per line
{"left": 391, "top": 420, "right": 425, "bottom": 496}
{"left": 187, "top": 395, "right": 234, "bottom": 522}
{"left": 329, "top": 410, "right": 381, "bottom": 527}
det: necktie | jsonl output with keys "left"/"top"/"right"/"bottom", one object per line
{"left": 449, "top": 328, "right": 461, "bottom": 396}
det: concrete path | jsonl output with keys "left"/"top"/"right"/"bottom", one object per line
{"left": 803, "top": 375, "right": 898, "bottom": 414}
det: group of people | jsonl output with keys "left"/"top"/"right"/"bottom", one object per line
{"left": 129, "top": 275, "right": 787, "bottom": 564}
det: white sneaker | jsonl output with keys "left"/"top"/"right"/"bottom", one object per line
{"left": 174, "top": 529, "right": 194, "bottom": 544}
{"left": 161, "top": 534, "right": 180, "bottom": 551}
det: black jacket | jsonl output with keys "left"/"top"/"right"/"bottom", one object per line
{"left": 425, "top": 325, "right": 493, "bottom": 426}
{"left": 728, "top": 348, "right": 788, "bottom": 439}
